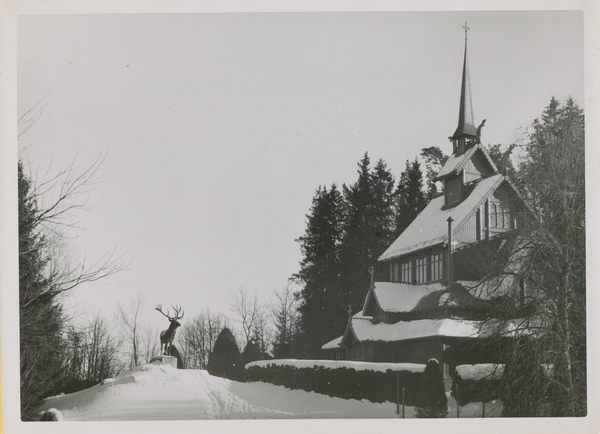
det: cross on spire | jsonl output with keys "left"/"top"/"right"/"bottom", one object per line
{"left": 369, "top": 266, "right": 375, "bottom": 284}
{"left": 463, "top": 21, "right": 470, "bottom": 42}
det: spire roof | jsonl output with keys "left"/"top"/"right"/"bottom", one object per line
{"left": 452, "top": 22, "right": 477, "bottom": 140}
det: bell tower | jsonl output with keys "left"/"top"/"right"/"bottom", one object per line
{"left": 450, "top": 22, "right": 478, "bottom": 156}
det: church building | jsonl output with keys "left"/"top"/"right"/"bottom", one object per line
{"left": 322, "top": 25, "right": 526, "bottom": 378}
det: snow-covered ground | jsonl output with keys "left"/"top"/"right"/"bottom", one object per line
{"left": 43, "top": 363, "right": 501, "bottom": 421}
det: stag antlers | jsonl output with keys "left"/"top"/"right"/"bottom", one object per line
{"left": 155, "top": 304, "right": 184, "bottom": 321}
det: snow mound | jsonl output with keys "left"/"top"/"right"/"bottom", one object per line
{"left": 39, "top": 408, "right": 63, "bottom": 421}
{"left": 455, "top": 364, "right": 504, "bottom": 381}
{"left": 43, "top": 363, "right": 402, "bottom": 420}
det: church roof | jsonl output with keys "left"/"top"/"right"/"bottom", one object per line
{"left": 347, "top": 317, "right": 481, "bottom": 344}
{"left": 322, "top": 336, "right": 343, "bottom": 350}
{"left": 363, "top": 281, "right": 494, "bottom": 316}
{"left": 379, "top": 173, "right": 505, "bottom": 261}
{"left": 364, "top": 282, "right": 445, "bottom": 314}
{"left": 435, "top": 143, "right": 498, "bottom": 181}
{"left": 323, "top": 315, "right": 534, "bottom": 350}
{"left": 457, "top": 275, "right": 517, "bottom": 300}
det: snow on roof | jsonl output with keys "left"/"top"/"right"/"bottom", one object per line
{"left": 379, "top": 174, "right": 505, "bottom": 260}
{"left": 247, "top": 359, "right": 425, "bottom": 373}
{"left": 322, "top": 336, "right": 343, "bottom": 350}
{"left": 457, "top": 275, "right": 517, "bottom": 300}
{"left": 455, "top": 364, "right": 504, "bottom": 381}
{"left": 372, "top": 282, "right": 445, "bottom": 313}
{"left": 435, "top": 144, "right": 498, "bottom": 181}
{"left": 435, "top": 146, "right": 478, "bottom": 180}
{"left": 350, "top": 317, "right": 481, "bottom": 343}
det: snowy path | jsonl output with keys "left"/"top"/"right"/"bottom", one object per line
{"left": 44, "top": 364, "right": 403, "bottom": 420}
{"left": 44, "top": 363, "right": 501, "bottom": 420}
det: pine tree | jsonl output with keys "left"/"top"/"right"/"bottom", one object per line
{"left": 293, "top": 154, "right": 398, "bottom": 357}
{"left": 19, "top": 161, "right": 66, "bottom": 419}
{"left": 395, "top": 158, "right": 427, "bottom": 236}
{"left": 337, "top": 153, "right": 375, "bottom": 325}
{"left": 242, "top": 338, "right": 263, "bottom": 365}
{"left": 371, "top": 159, "right": 397, "bottom": 255}
{"left": 207, "top": 327, "right": 245, "bottom": 382}
{"left": 293, "top": 184, "right": 344, "bottom": 358}
{"left": 420, "top": 146, "right": 449, "bottom": 200}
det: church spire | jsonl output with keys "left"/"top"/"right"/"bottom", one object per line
{"left": 451, "top": 22, "right": 477, "bottom": 141}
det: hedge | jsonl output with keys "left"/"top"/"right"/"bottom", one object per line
{"left": 451, "top": 364, "right": 503, "bottom": 406}
{"left": 245, "top": 360, "right": 424, "bottom": 406}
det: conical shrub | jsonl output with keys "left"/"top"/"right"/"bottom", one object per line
{"left": 416, "top": 358, "right": 448, "bottom": 418}
{"left": 207, "top": 328, "right": 244, "bottom": 382}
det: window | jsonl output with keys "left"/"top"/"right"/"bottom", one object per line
{"left": 430, "top": 252, "right": 443, "bottom": 281}
{"left": 492, "top": 204, "right": 498, "bottom": 227}
{"left": 401, "top": 261, "right": 412, "bottom": 283}
{"left": 416, "top": 256, "right": 427, "bottom": 284}
{"left": 394, "top": 263, "right": 400, "bottom": 282}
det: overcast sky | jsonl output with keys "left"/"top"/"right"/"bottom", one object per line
{"left": 16, "top": 10, "right": 584, "bottom": 329}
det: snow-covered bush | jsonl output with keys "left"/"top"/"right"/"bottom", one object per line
{"left": 451, "top": 364, "right": 503, "bottom": 406}
{"left": 245, "top": 359, "right": 424, "bottom": 405}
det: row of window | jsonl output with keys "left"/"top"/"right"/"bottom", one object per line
{"left": 390, "top": 251, "right": 444, "bottom": 284}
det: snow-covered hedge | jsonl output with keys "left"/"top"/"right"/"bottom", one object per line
{"left": 451, "top": 364, "right": 504, "bottom": 406}
{"left": 245, "top": 359, "right": 425, "bottom": 405}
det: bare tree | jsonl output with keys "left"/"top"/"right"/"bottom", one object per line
{"left": 271, "top": 286, "right": 299, "bottom": 359}
{"left": 229, "top": 287, "right": 260, "bottom": 347}
{"left": 62, "top": 313, "right": 122, "bottom": 390}
{"left": 471, "top": 97, "right": 586, "bottom": 417}
{"left": 179, "top": 309, "right": 230, "bottom": 370}
{"left": 252, "top": 305, "right": 275, "bottom": 357}
{"left": 116, "top": 292, "right": 146, "bottom": 369}
{"left": 138, "top": 324, "right": 160, "bottom": 364}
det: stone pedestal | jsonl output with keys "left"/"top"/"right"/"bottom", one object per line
{"left": 151, "top": 355, "right": 177, "bottom": 368}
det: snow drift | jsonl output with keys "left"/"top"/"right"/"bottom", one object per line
{"left": 43, "top": 363, "right": 403, "bottom": 420}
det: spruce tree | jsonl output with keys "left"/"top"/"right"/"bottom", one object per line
{"left": 207, "top": 327, "right": 245, "bottom": 382}
{"left": 293, "top": 184, "right": 344, "bottom": 358}
{"left": 395, "top": 158, "right": 427, "bottom": 236}
{"left": 242, "top": 338, "right": 263, "bottom": 365}
{"left": 19, "top": 161, "right": 66, "bottom": 419}
{"left": 420, "top": 146, "right": 449, "bottom": 200}
{"left": 371, "top": 159, "right": 397, "bottom": 255}
{"left": 338, "top": 153, "right": 375, "bottom": 319}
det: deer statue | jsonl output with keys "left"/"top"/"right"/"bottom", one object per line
{"left": 155, "top": 304, "right": 184, "bottom": 356}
